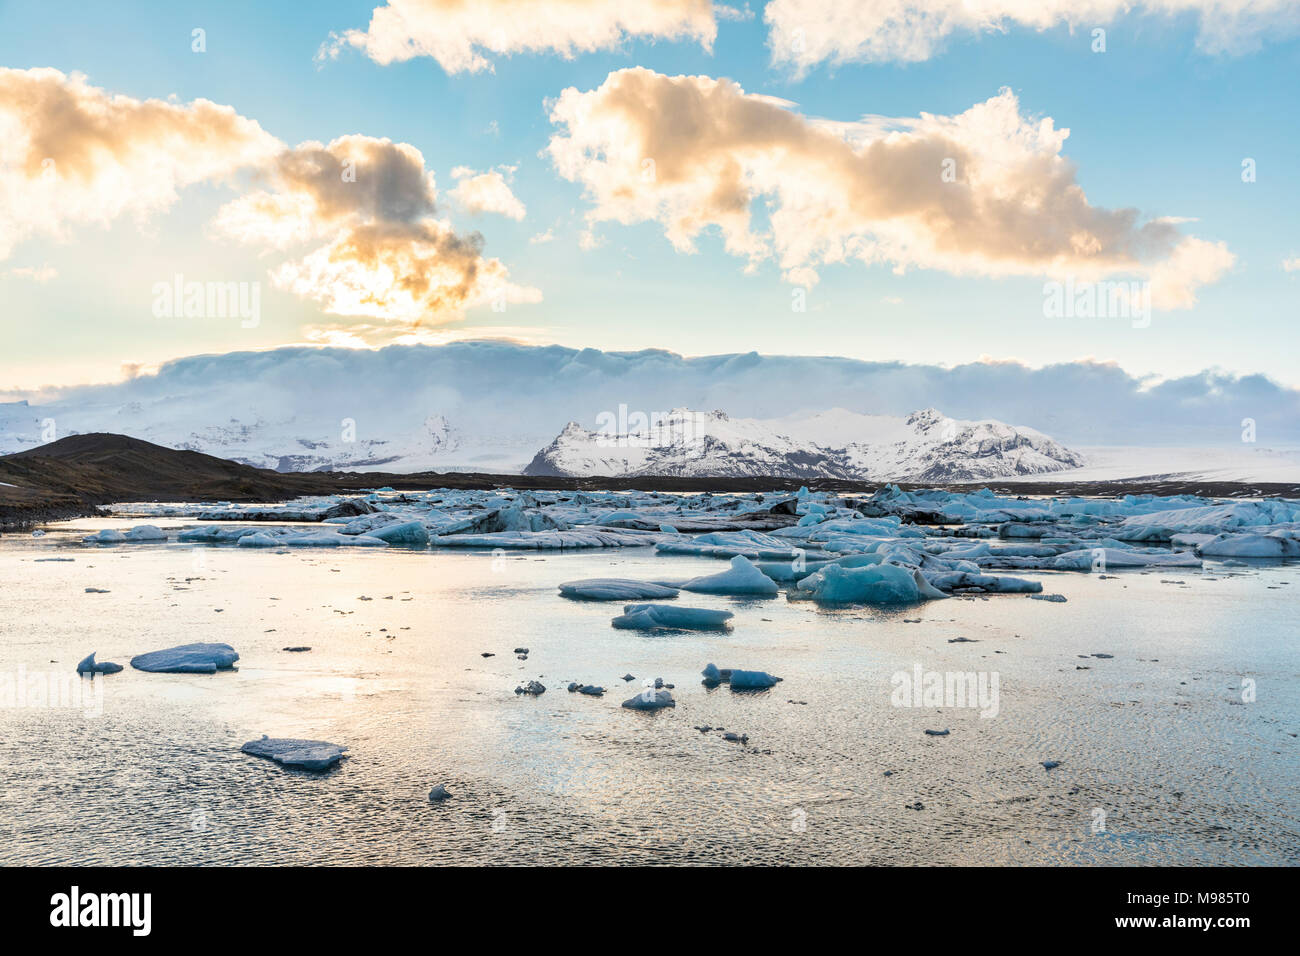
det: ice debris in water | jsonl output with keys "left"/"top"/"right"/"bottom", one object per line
{"left": 241, "top": 736, "right": 347, "bottom": 771}
{"left": 611, "top": 604, "right": 734, "bottom": 631}
{"left": 621, "top": 689, "right": 676, "bottom": 710}
{"left": 515, "top": 680, "right": 546, "bottom": 696}
{"left": 75, "top": 652, "right": 123, "bottom": 675}
{"left": 131, "top": 643, "right": 239, "bottom": 674}
{"left": 700, "top": 662, "right": 780, "bottom": 689}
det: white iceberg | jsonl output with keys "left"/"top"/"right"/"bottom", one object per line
{"left": 678, "top": 556, "right": 779, "bottom": 596}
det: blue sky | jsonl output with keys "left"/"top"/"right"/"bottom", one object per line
{"left": 1, "top": 0, "right": 1297, "bottom": 391}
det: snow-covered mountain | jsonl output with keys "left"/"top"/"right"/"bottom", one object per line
{"left": 524, "top": 407, "right": 1084, "bottom": 481}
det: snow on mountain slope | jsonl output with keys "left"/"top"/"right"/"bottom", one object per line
{"left": 524, "top": 409, "right": 860, "bottom": 480}
{"left": 524, "top": 407, "right": 1084, "bottom": 481}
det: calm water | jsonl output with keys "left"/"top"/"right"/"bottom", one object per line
{"left": 1, "top": 513, "right": 1296, "bottom": 865}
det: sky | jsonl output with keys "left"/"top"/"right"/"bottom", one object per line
{"left": 1, "top": 0, "right": 1298, "bottom": 393}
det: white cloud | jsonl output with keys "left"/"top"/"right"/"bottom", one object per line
{"left": 0, "top": 67, "right": 279, "bottom": 260}
{"left": 7, "top": 264, "right": 58, "bottom": 282}
{"left": 765, "top": 0, "right": 1300, "bottom": 73}
{"left": 449, "top": 166, "right": 527, "bottom": 219}
{"left": 210, "top": 136, "right": 539, "bottom": 338}
{"left": 322, "top": 0, "right": 719, "bottom": 72}
{"left": 546, "top": 68, "right": 1233, "bottom": 309}
{"left": 1284, "top": 256, "right": 1300, "bottom": 272}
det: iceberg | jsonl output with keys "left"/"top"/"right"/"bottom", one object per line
{"left": 611, "top": 604, "right": 734, "bottom": 631}
{"left": 557, "top": 578, "right": 680, "bottom": 601}
{"left": 368, "top": 520, "right": 430, "bottom": 545}
{"left": 678, "top": 556, "right": 779, "bottom": 596}
{"left": 131, "top": 643, "right": 239, "bottom": 674}
{"left": 241, "top": 736, "right": 347, "bottom": 771}
{"left": 795, "top": 562, "right": 929, "bottom": 603}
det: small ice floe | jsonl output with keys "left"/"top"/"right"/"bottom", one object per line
{"left": 723, "top": 732, "right": 749, "bottom": 744}
{"left": 795, "top": 563, "right": 942, "bottom": 604}
{"left": 1054, "top": 548, "right": 1201, "bottom": 570}
{"left": 1198, "top": 532, "right": 1296, "bottom": 558}
{"left": 926, "top": 571, "right": 1042, "bottom": 593}
{"left": 515, "top": 680, "right": 546, "bottom": 695}
{"left": 611, "top": 604, "right": 734, "bottom": 632}
{"left": 428, "top": 784, "right": 452, "bottom": 802}
{"left": 31, "top": 529, "right": 45, "bottom": 537}
{"left": 241, "top": 736, "right": 347, "bottom": 771}
{"left": 131, "top": 643, "right": 239, "bottom": 674}
{"left": 924, "top": 729, "right": 950, "bottom": 736}
{"left": 82, "top": 529, "right": 125, "bottom": 544}
{"left": 75, "top": 652, "right": 123, "bottom": 675}
{"left": 35, "top": 557, "right": 74, "bottom": 562}
{"left": 282, "top": 646, "right": 311, "bottom": 652}
{"left": 367, "top": 520, "right": 429, "bottom": 546}
{"left": 728, "top": 669, "right": 782, "bottom": 690}
{"left": 1029, "top": 593, "right": 1068, "bottom": 602}
{"left": 557, "top": 578, "right": 680, "bottom": 601}
{"left": 84, "top": 587, "right": 110, "bottom": 594}
{"left": 1042, "top": 760, "right": 1061, "bottom": 771}
{"left": 567, "top": 683, "right": 605, "bottom": 696}
{"left": 82, "top": 525, "right": 166, "bottom": 544}
{"left": 701, "top": 662, "right": 780, "bottom": 689}
{"left": 621, "top": 689, "right": 676, "bottom": 710}
{"left": 678, "top": 556, "right": 779, "bottom": 596}
{"left": 621, "top": 673, "right": 636, "bottom": 682}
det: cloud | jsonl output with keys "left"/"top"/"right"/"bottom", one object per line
{"left": 8, "top": 342, "right": 1299, "bottom": 449}
{"left": 0, "top": 67, "right": 279, "bottom": 260}
{"left": 211, "top": 136, "right": 539, "bottom": 335}
{"left": 7, "top": 264, "right": 58, "bottom": 282}
{"left": 321, "top": 0, "right": 719, "bottom": 72}
{"left": 546, "top": 69, "right": 1233, "bottom": 308}
{"left": 1284, "top": 256, "right": 1300, "bottom": 272}
{"left": 448, "top": 166, "right": 527, "bottom": 219}
{"left": 765, "top": 0, "right": 1300, "bottom": 73}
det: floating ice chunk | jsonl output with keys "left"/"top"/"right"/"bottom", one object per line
{"left": 236, "top": 532, "right": 281, "bottom": 547}
{"left": 82, "top": 529, "right": 125, "bottom": 544}
{"left": 131, "top": 642, "right": 239, "bottom": 674}
{"left": 927, "top": 571, "right": 1042, "bottom": 593}
{"left": 515, "top": 680, "right": 546, "bottom": 695}
{"left": 369, "top": 520, "right": 430, "bottom": 545}
{"left": 796, "top": 562, "right": 922, "bottom": 603}
{"left": 123, "top": 525, "right": 167, "bottom": 541}
{"left": 727, "top": 669, "right": 782, "bottom": 689}
{"left": 659, "top": 524, "right": 679, "bottom": 534}
{"left": 1053, "top": 548, "right": 1201, "bottom": 570}
{"left": 611, "top": 604, "right": 734, "bottom": 631}
{"left": 678, "top": 556, "right": 779, "bottom": 596}
{"left": 701, "top": 662, "right": 723, "bottom": 686}
{"left": 621, "top": 689, "right": 676, "bottom": 710}
{"left": 1197, "top": 533, "right": 1292, "bottom": 558}
{"left": 75, "top": 652, "right": 123, "bottom": 675}
{"left": 429, "top": 784, "right": 452, "bottom": 802}
{"left": 557, "top": 578, "right": 680, "bottom": 601}
{"left": 241, "top": 736, "right": 347, "bottom": 771}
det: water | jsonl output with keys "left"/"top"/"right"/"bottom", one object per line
{"left": 1, "top": 513, "right": 1297, "bottom": 865}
